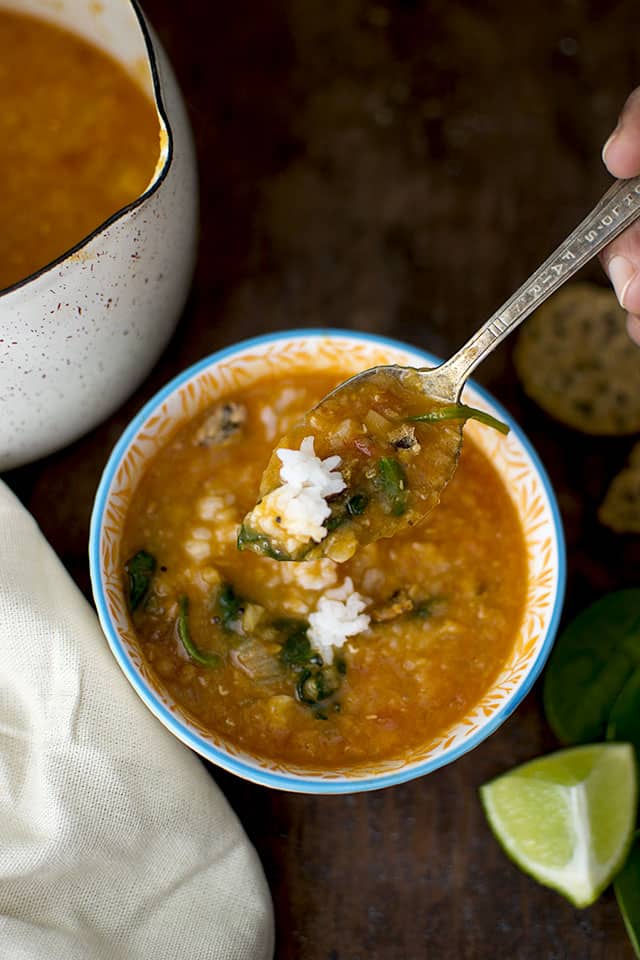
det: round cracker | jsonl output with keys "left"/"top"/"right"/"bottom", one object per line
{"left": 599, "top": 442, "right": 640, "bottom": 534}
{"left": 514, "top": 282, "right": 640, "bottom": 435}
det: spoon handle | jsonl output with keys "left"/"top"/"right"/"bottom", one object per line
{"left": 437, "top": 175, "right": 640, "bottom": 391}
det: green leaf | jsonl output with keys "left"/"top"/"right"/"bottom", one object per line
{"left": 325, "top": 492, "right": 369, "bottom": 533}
{"left": 236, "top": 522, "right": 291, "bottom": 560}
{"left": 217, "top": 583, "right": 244, "bottom": 630}
{"left": 543, "top": 590, "right": 640, "bottom": 744}
{"left": 177, "top": 596, "right": 221, "bottom": 668}
{"left": 409, "top": 403, "right": 510, "bottom": 435}
{"left": 375, "top": 457, "right": 407, "bottom": 516}
{"left": 279, "top": 623, "right": 317, "bottom": 667}
{"left": 296, "top": 665, "right": 341, "bottom": 705}
{"left": 346, "top": 493, "right": 368, "bottom": 516}
{"left": 607, "top": 668, "right": 640, "bottom": 767}
{"left": 294, "top": 654, "right": 346, "bottom": 705}
{"left": 125, "top": 550, "right": 156, "bottom": 612}
{"left": 325, "top": 513, "right": 345, "bottom": 533}
{"left": 615, "top": 833, "right": 640, "bottom": 958}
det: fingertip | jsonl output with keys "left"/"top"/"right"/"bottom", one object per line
{"left": 603, "top": 87, "right": 640, "bottom": 177}
{"left": 607, "top": 256, "right": 637, "bottom": 311}
{"left": 626, "top": 314, "right": 640, "bottom": 346}
{"left": 602, "top": 129, "right": 620, "bottom": 172}
{"left": 601, "top": 131, "right": 640, "bottom": 178}
{"left": 622, "top": 275, "right": 640, "bottom": 316}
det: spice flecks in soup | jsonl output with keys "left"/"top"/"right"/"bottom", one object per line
{"left": 0, "top": 10, "right": 160, "bottom": 289}
{"left": 121, "top": 372, "right": 528, "bottom": 769}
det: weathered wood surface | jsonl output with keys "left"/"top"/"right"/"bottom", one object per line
{"left": 7, "top": 1, "right": 640, "bottom": 956}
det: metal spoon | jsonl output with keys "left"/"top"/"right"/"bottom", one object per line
{"left": 405, "top": 174, "right": 640, "bottom": 403}
{"left": 241, "top": 176, "right": 640, "bottom": 562}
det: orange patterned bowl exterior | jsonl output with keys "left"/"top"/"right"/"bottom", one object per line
{"left": 90, "top": 331, "right": 566, "bottom": 794}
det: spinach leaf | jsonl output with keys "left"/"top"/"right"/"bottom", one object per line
{"left": 296, "top": 665, "right": 342, "bottom": 705}
{"left": 607, "top": 667, "right": 640, "bottom": 765}
{"left": 375, "top": 457, "right": 407, "bottom": 516}
{"left": 615, "top": 833, "right": 640, "bottom": 958}
{"left": 177, "top": 596, "right": 221, "bottom": 668}
{"left": 347, "top": 493, "right": 368, "bottom": 516}
{"left": 409, "top": 403, "right": 509, "bottom": 435}
{"left": 217, "top": 583, "right": 244, "bottom": 630}
{"left": 125, "top": 550, "right": 156, "bottom": 612}
{"left": 279, "top": 622, "right": 318, "bottom": 667}
{"left": 236, "top": 522, "right": 291, "bottom": 560}
{"left": 276, "top": 621, "right": 345, "bottom": 706}
{"left": 325, "top": 513, "right": 345, "bottom": 534}
{"left": 543, "top": 590, "right": 640, "bottom": 744}
{"left": 325, "top": 492, "right": 369, "bottom": 532}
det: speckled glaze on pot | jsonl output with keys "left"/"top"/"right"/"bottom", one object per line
{"left": 0, "top": 0, "right": 198, "bottom": 470}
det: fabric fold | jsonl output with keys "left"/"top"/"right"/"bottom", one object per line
{"left": 0, "top": 481, "right": 274, "bottom": 960}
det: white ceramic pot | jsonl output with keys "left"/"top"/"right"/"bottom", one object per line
{"left": 0, "top": 0, "right": 198, "bottom": 470}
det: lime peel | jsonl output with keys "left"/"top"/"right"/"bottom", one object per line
{"left": 480, "top": 743, "right": 637, "bottom": 909}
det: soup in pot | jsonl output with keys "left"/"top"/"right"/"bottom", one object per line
{"left": 0, "top": 9, "right": 160, "bottom": 290}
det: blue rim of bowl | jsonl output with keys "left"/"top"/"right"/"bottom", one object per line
{"left": 90, "top": 329, "right": 567, "bottom": 794}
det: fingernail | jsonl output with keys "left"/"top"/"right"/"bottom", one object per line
{"left": 627, "top": 314, "right": 640, "bottom": 346}
{"left": 608, "top": 255, "right": 636, "bottom": 309}
{"left": 602, "top": 124, "right": 622, "bottom": 166}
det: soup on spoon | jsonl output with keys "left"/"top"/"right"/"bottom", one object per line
{"left": 238, "top": 367, "right": 507, "bottom": 563}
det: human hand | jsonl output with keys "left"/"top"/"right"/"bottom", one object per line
{"left": 601, "top": 88, "right": 640, "bottom": 345}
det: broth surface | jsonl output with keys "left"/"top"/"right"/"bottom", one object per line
{"left": 0, "top": 10, "right": 160, "bottom": 289}
{"left": 122, "top": 371, "right": 528, "bottom": 769}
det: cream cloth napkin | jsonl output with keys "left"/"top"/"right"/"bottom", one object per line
{"left": 0, "top": 481, "right": 274, "bottom": 960}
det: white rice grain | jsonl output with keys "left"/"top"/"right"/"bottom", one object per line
{"left": 307, "top": 577, "right": 370, "bottom": 664}
{"left": 250, "top": 436, "right": 346, "bottom": 554}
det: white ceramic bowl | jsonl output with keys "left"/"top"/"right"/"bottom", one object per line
{"left": 90, "top": 331, "right": 566, "bottom": 794}
{"left": 0, "top": 0, "right": 198, "bottom": 470}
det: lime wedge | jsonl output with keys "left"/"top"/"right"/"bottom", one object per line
{"left": 480, "top": 743, "right": 637, "bottom": 908}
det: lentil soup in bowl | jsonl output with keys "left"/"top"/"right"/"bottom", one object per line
{"left": 90, "top": 332, "right": 565, "bottom": 794}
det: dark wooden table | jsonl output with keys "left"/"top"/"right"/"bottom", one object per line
{"left": 6, "top": 1, "right": 640, "bottom": 956}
